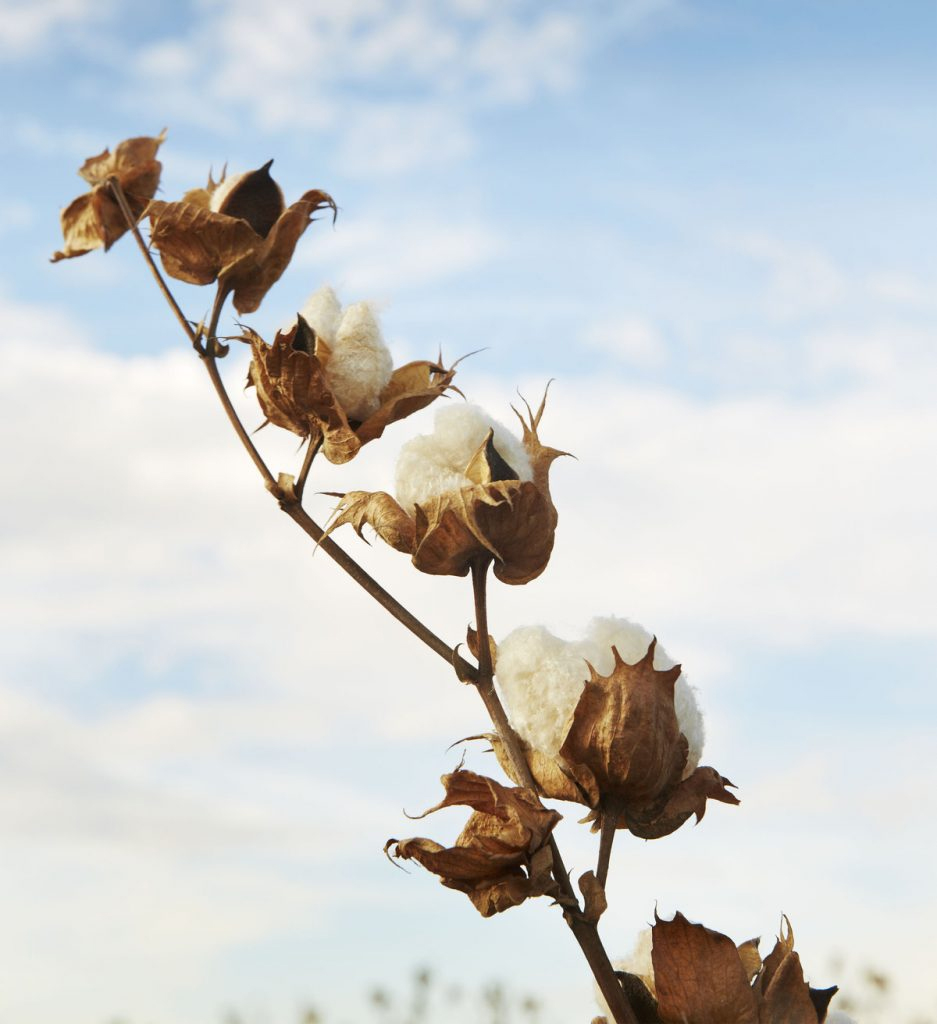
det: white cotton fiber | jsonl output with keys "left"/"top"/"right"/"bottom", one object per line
{"left": 283, "top": 286, "right": 394, "bottom": 422}
{"left": 296, "top": 284, "right": 342, "bottom": 344}
{"left": 395, "top": 403, "right": 533, "bottom": 512}
{"left": 326, "top": 301, "right": 393, "bottom": 421}
{"left": 825, "top": 1014, "right": 859, "bottom": 1024}
{"left": 496, "top": 616, "right": 704, "bottom": 774}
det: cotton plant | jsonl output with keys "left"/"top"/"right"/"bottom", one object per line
{"left": 52, "top": 131, "right": 854, "bottom": 1024}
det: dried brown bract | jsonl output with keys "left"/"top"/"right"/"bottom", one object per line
{"left": 648, "top": 912, "right": 839, "bottom": 1024}
{"left": 490, "top": 640, "right": 737, "bottom": 838}
{"left": 326, "top": 393, "right": 566, "bottom": 584}
{"left": 146, "top": 161, "right": 336, "bottom": 314}
{"left": 52, "top": 130, "right": 166, "bottom": 262}
{"left": 244, "top": 317, "right": 457, "bottom": 463}
{"left": 385, "top": 769, "right": 561, "bottom": 918}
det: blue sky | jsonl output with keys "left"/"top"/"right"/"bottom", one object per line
{"left": 1, "top": 2, "right": 935, "bottom": 1023}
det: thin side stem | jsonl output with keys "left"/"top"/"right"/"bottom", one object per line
{"left": 294, "top": 436, "right": 321, "bottom": 501}
{"left": 596, "top": 798, "right": 624, "bottom": 889}
{"left": 107, "top": 178, "right": 203, "bottom": 352}
{"left": 469, "top": 559, "right": 636, "bottom": 1024}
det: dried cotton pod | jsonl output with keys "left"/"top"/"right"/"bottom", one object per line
{"left": 52, "top": 130, "right": 166, "bottom": 261}
{"left": 146, "top": 160, "right": 336, "bottom": 314}
{"left": 245, "top": 290, "right": 457, "bottom": 464}
{"left": 385, "top": 769, "right": 560, "bottom": 918}
{"left": 492, "top": 618, "right": 737, "bottom": 838}
{"left": 326, "top": 393, "right": 566, "bottom": 583}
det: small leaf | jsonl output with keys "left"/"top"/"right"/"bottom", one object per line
{"left": 578, "top": 870, "right": 607, "bottom": 924}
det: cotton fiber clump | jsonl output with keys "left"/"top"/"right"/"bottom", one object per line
{"left": 826, "top": 1014, "right": 858, "bottom": 1024}
{"left": 395, "top": 403, "right": 534, "bottom": 513}
{"left": 291, "top": 285, "right": 394, "bottom": 421}
{"left": 496, "top": 616, "right": 704, "bottom": 775}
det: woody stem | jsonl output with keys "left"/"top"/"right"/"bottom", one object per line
{"left": 469, "top": 559, "right": 637, "bottom": 1024}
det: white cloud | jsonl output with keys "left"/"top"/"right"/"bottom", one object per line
{"left": 583, "top": 313, "right": 668, "bottom": 367}
{"left": 121, "top": 1, "right": 673, "bottom": 172}
{"left": 0, "top": 0, "right": 110, "bottom": 55}
{"left": 296, "top": 211, "right": 501, "bottom": 293}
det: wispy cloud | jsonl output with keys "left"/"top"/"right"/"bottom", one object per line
{"left": 0, "top": 0, "right": 112, "bottom": 56}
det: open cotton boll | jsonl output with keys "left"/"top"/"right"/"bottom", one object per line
{"left": 496, "top": 616, "right": 704, "bottom": 775}
{"left": 324, "top": 301, "right": 394, "bottom": 421}
{"left": 395, "top": 403, "right": 534, "bottom": 513}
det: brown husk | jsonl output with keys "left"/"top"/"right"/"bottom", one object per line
{"left": 52, "top": 131, "right": 166, "bottom": 261}
{"left": 147, "top": 166, "right": 336, "bottom": 313}
{"left": 649, "top": 912, "right": 840, "bottom": 1024}
{"left": 385, "top": 769, "right": 561, "bottom": 917}
{"left": 245, "top": 320, "right": 457, "bottom": 463}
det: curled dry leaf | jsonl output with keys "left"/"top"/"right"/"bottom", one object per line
{"left": 244, "top": 317, "right": 457, "bottom": 463}
{"left": 52, "top": 130, "right": 166, "bottom": 262}
{"left": 490, "top": 640, "right": 737, "bottom": 839}
{"left": 649, "top": 912, "right": 840, "bottom": 1024}
{"left": 327, "top": 391, "right": 567, "bottom": 584}
{"left": 385, "top": 769, "right": 561, "bottom": 918}
{"left": 146, "top": 160, "right": 336, "bottom": 314}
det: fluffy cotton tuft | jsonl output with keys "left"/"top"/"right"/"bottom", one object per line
{"left": 286, "top": 286, "right": 394, "bottom": 422}
{"left": 825, "top": 1014, "right": 859, "bottom": 1024}
{"left": 496, "top": 616, "right": 704, "bottom": 774}
{"left": 395, "top": 403, "right": 533, "bottom": 512}
{"left": 326, "top": 301, "right": 393, "bottom": 421}
{"left": 296, "top": 284, "right": 342, "bottom": 343}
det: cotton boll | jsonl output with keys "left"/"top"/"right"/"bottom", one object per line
{"left": 395, "top": 403, "right": 533, "bottom": 512}
{"left": 324, "top": 301, "right": 394, "bottom": 421}
{"left": 497, "top": 616, "right": 704, "bottom": 773}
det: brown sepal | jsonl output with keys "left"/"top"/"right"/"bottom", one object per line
{"left": 147, "top": 178, "right": 336, "bottom": 313}
{"left": 578, "top": 870, "right": 607, "bottom": 924}
{"left": 246, "top": 322, "right": 456, "bottom": 462}
{"left": 467, "top": 625, "right": 498, "bottom": 670}
{"left": 326, "top": 492, "right": 416, "bottom": 554}
{"left": 561, "top": 641, "right": 686, "bottom": 812}
{"left": 386, "top": 770, "right": 561, "bottom": 918}
{"left": 624, "top": 767, "right": 740, "bottom": 840}
{"left": 652, "top": 911, "right": 758, "bottom": 1024}
{"left": 753, "top": 919, "right": 823, "bottom": 1024}
{"left": 52, "top": 130, "right": 166, "bottom": 261}
{"left": 488, "top": 731, "right": 597, "bottom": 805}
